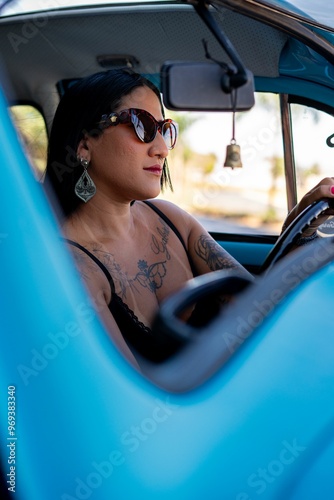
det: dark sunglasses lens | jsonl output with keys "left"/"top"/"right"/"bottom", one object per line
{"left": 132, "top": 111, "right": 156, "bottom": 143}
{"left": 130, "top": 110, "right": 178, "bottom": 149}
{"left": 162, "top": 121, "right": 178, "bottom": 149}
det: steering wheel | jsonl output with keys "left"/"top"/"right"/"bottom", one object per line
{"left": 150, "top": 233, "right": 334, "bottom": 390}
{"left": 151, "top": 199, "right": 334, "bottom": 361}
{"left": 151, "top": 270, "right": 254, "bottom": 346}
{"left": 151, "top": 201, "right": 334, "bottom": 375}
{"left": 259, "top": 198, "right": 334, "bottom": 273}
{"left": 152, "top": 198, "right": 334, "bottom": 368}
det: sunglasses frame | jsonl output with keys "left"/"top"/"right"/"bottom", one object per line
{"left": 98, "top": 108, "right": 178, "bottom": 150}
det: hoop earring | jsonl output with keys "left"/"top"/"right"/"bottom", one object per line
{"left": 74, "top": 158, "right": 96, "bottom": 203}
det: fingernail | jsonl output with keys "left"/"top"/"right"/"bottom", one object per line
{"left": 331, "top": 186, "right": 334, "bottom": 195}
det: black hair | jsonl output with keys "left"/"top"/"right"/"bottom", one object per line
{"left": 44, "top": 68, "right": 172, "bottom": 219}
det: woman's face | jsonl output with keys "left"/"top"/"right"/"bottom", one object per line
{"left": 77, "top": 85, "right": 170, "bottom": 204}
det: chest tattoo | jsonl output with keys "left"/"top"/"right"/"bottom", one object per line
{"left": 131, "top": 219, "right": 171, "bottom": 294}
{"left": 84, "top": 219, "right": 172, "bottom": 298}
{"left": 132, "top": 259, "right": 167, "bottom": 293}
{"left": 150, "top": 220, "right": 171, "bottom": 260}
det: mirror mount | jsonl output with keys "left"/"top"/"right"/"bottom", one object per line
{"left": 161, "top": 1, "right": 254, "bottom": 111}
{"left": 193, "top": 0, "right": 248, "bottom": 92}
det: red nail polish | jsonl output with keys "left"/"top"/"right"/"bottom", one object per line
{"left": 331, "top": 186, "right": 334, "bottom": 195}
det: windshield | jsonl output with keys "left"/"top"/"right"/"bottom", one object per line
{"left": 1, "top": 0, "right": 334, "bottom": 32}
{"left": 0, "top": 0, "right": 170, "bottom": 16}
{"left": 251, "top": 0, "right": 334, "bottom": 31}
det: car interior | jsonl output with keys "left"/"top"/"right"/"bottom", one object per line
{"left": 2, "top": 2, "right": 334, "bottom": 499}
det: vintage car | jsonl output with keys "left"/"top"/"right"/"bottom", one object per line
{"left": 1, "top": 0, "right": 334, "bottom": 498}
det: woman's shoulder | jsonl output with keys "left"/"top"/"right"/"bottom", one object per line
{"left": 139, "top": 198, "right": 202, "bottom": 248}
{"left": 141, "top": 198, "right": 193, "bottom": 222}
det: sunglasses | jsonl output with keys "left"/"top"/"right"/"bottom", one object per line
{"left": 98, "top": 108, "right": 178, "bottom": 150}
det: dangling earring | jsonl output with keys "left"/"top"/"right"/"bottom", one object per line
{"left": 74, "top": 158, "right": 96, "bottom": 202}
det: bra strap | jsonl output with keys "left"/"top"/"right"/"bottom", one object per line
{"left": 143, "top": 200, "right": 198, "bottom": 276}
{"left": 62, "top": 238, "right": 115, "bottom": 293}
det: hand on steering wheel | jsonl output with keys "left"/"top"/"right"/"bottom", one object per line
{"left": 260, "top": 198, "right": 334, "bottom": 273}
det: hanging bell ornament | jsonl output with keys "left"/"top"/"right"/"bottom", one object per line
{"left": 224, "top": 140, "right": 242, "bottom": 169}
{"left": 224, "top": 96, "right": 242, "bottom": 169}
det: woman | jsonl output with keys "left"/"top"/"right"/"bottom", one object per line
{"left": 45, "top": 68, "right": 334, "bottom": 366}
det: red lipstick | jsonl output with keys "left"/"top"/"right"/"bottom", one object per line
{"left": 144, "top": 165, "right": 162, "bottom": 175}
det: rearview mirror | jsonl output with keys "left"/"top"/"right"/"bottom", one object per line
{"left": 161, "top": 62, "right": 255, "bottom": 111}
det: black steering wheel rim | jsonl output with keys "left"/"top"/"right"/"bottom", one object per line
{"left": 150, "top": 270, "right": 253, "bottom": 354}
{"left": 150, "top": 236, "right": 334, "bottom": 391}
{"left": 259, "top": 198, "right": 334, "bottom": 273}
{"left": 149, "top": 199, "right": 334, "bottom": 367}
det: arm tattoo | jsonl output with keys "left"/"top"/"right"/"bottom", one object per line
{"left": 194, "top": 234, "right": 239, "bottom": 272}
